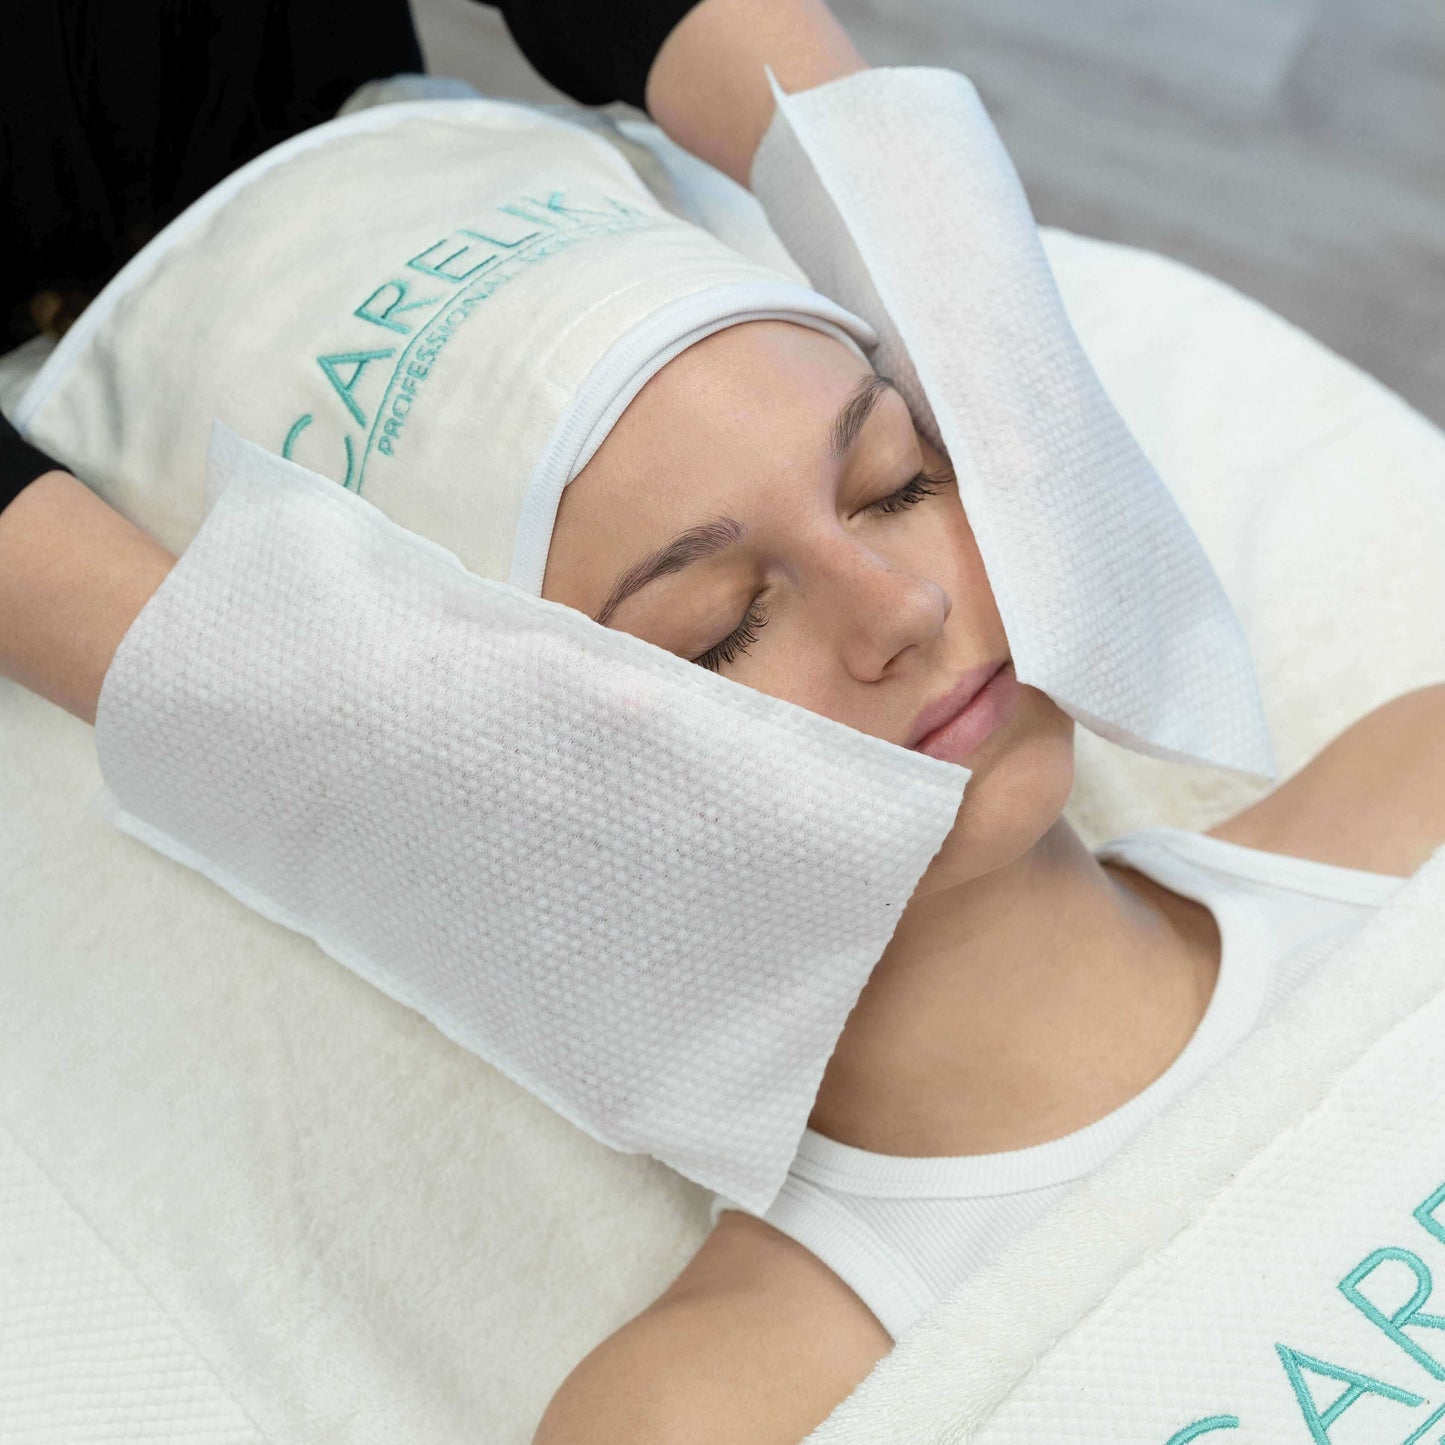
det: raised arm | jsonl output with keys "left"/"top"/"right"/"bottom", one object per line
{"left": 645, "top": 0, "right": 868, "bottom": 186}
{"left": 0, "top": 0, "right": 865, "bottom": 727}
{"left": 0, "top": 466, "right": 174, "bottom": 724}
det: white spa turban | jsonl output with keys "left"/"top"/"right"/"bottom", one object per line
{"left": 15, "top": 97, "right": 878, "bottom": 586}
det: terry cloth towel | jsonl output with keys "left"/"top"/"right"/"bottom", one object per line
{"left": 801, "top": 840, "right": 1445, "bottom": 1443}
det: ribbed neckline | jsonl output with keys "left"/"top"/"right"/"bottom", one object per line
{"left": 791, "top": 829, "right": 1278, "bottom": 1200}
{"left": 1121, "top": 824, "right": 1410, "bottom": 904}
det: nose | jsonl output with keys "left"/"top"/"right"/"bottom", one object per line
{"left": 821, "top": 538, "right": 952, "bottom": 681}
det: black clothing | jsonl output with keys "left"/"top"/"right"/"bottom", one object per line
{"left": 0, "top": 0, "right": 699, "bottom": 515}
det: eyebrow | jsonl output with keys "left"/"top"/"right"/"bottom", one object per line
{"left": 831, "top": 372, "right": 894, "bottom": 463}
{"left": 592, "top": 373, "right": 898, "bottom": 626}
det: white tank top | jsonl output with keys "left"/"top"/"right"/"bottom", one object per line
{"left": 707, "top": 825, "right": 1410, "bottom": 1342}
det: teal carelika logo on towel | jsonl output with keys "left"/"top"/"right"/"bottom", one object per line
{"left": 1163, "top": 1178, "right": 1445, "bottom": 1444}
{"left": 280, "top": 187, "right": 653, "bottom": 492}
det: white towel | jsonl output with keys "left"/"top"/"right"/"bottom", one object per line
{"left": 803, "top": 841, "right": 1445, "bottom": 1443}
{"left": 751, "top": 67, "right": 1277, "bottom": 783}
{"left": 92, "top": 423, "right": 967, "bottom": 1214}
{"left": 11, "top": 96, "right": 873, "bottom": 587}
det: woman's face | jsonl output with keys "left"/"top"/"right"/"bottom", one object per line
{"left": 542, "top": 320, "right": 1075, "bottom": 891}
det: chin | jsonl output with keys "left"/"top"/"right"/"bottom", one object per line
{"left": 911, "top": 689, "right": 1075, "bottom": 898}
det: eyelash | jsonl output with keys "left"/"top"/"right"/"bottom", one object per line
{"left": 691, "top": 467, "right": 953, "bottom": 673}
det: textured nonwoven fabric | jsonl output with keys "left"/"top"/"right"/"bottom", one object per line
{"left": 13, "top": 96, "right": 875, "bottom": 589}
{"left": 92, "top": 424, "right": 970, "bottom": 1217}
{"left": 750, "top": 67, "right": 1277, "bottom": 785}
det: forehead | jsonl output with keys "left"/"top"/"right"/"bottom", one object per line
{"left": 541, "top": 320, "right": 907, "bottom": 612}
{"left": 571, "top": 320, "right": 877, "bottom": 506}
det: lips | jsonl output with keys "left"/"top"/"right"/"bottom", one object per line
{"left": 906, "top": 658, "right": 1009, "bottom": 750}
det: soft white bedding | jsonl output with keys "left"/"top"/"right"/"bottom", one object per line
{"left": 3, "top": 105, "right": 1445, "bottom": 1442}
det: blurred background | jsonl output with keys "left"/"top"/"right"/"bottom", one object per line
{"left": 413, "top": 0, "right": 1445, "bottom": 427}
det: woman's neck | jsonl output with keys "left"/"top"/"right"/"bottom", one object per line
{"left": 808, "top": 817, "right": 1222, "bottom": 1156}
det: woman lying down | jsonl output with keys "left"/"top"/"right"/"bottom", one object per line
{"left": 8, "top": 5, "right": 1444, "bottom": 1444}
{"left": 533, "top": 271, "right": 1442, "bottom": 1437}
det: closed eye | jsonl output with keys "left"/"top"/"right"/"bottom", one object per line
{"left": 690, "top": 466, "right": 954, "bottom": 673}
{"left": 863, "top": 466, "right": 952, "bottom": 516}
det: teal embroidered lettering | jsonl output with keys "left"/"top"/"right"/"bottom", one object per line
{"left": 289, "top": 189, "right": 652, "bottom": 490}
{"left": 515, "top": 190, "right": 648, "bottom": 225}
{"left": 1340, "top": 1248, "right": 1445, "bottom": 1380}
{"left": 1415, "top": 1182, "right": 1445, "bottom": 1249}
{"left": 282, "top": 414, "right": 356, "bottom": 489}
{"left": 459, "top": 217, "right": 542, "bottom": 247}
{"left": 317, "top": 349, "right": 395, "bottom": 427}
{"left": 355, "top": 281, "right": 441, "bottom": 336}
{"left": 497, "top": 201, "right": 561, "bottom": 231}
{"left": 1162, "top": 1415, "right": 1239, "bottom": 1442}
{"left": 1398, "top": 1399, "right": 1445, "bottom": 1444}
{"left": 282, "top": 414, "right": 313, "bottom": 459}
{"left": 408, "top": 232, "right": 503, "bottom": 282}
{"left": 1275, "top": 1343, "right": 1425, "bottom": 1443}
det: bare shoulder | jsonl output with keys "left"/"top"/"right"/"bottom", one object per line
{"left": 1208, "top": 683, "right": 1445, "bottom": 878}
{"left": 532, "top": 1211, "right": 891, "bottom": 1445}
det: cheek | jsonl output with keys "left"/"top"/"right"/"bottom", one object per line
{"left": 734, "top": 631, "right": 838, "bottom": 716}
{"left": 721, "top": 490, "right": 1001, "bottom": 729}
{"left": 936, "top": 491, "right": 996, "bottom": 613}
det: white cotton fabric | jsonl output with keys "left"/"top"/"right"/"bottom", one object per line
{"left": 711, "top": 825, "right": 1411, "bottom": 1343}
{"left": 803, "top": 841, "right": 1445, "bottom": 1444}
{"left": 750, "top": 67, "right": 1277, "bottom": 784}
{"left": 91, "top": 423, "right": 968, "bottom": 1215}
{"left": 5, "top": 182, "right": 1445, "bottom": 1445}
{"left": 11, "top": 96, "right": 875, "bottom": 589}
